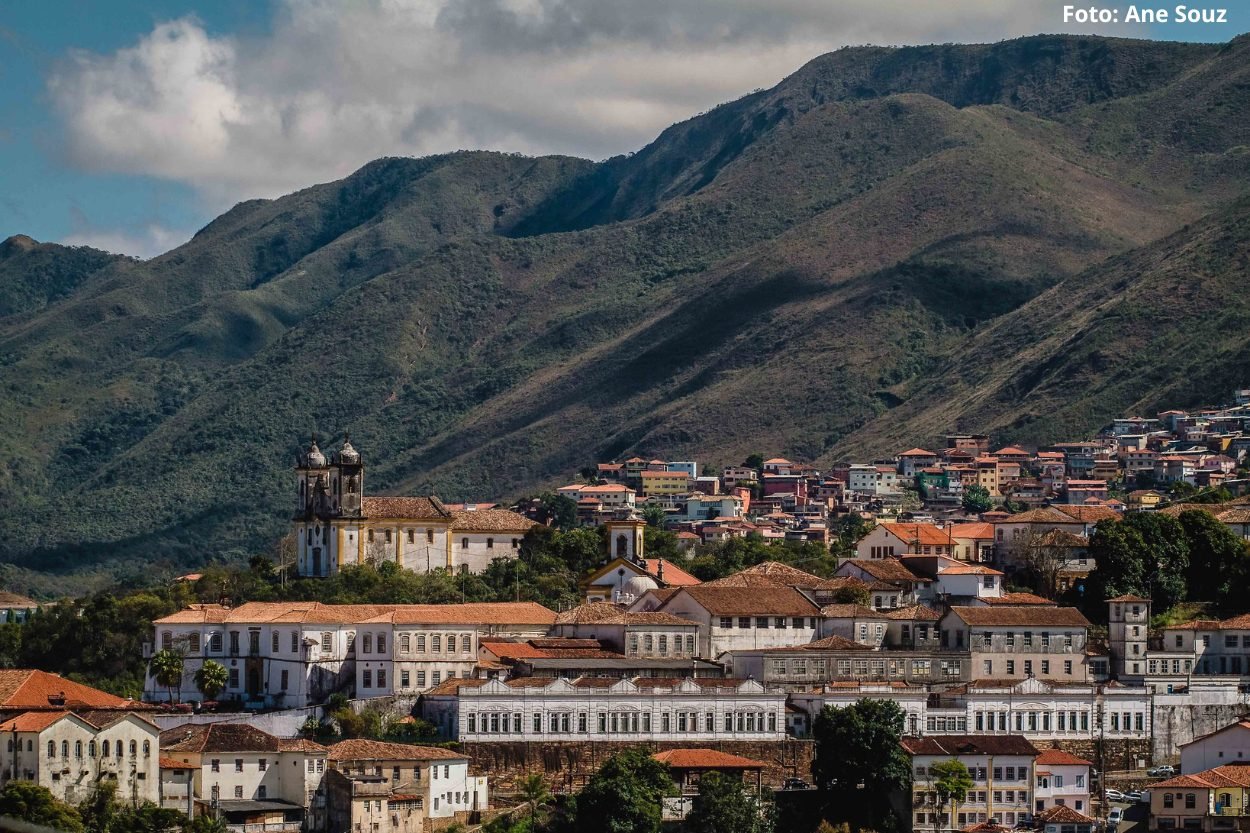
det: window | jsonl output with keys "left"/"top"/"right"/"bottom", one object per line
{"left": 280, "top": 670, "right": 289, "bottom": 691}
{"left": 738, "top": 617, "right": 750, "bottom": 628}
{"left": 378, "top": 670, "right": 386, "bottom": 689}
{"left": 401, "top": 634, "right": 411, "bottom": 652}
{"left": 447, "top": 635, "right": 456, "bottom": 653}
{"left": 321, "top": 632, "right": 332, "bottom": 653}
{"left": 362, "top": 633, "right": 373, "bottom": 653}
{"left": 47, "top": 741, "right": 54, "bottom": 758}
{"left": 486, "top": 538, "right": 494, "bottom": 549}
{"left": 211, "top": 759, "right": 220, "bottom": 772}
{"left": 143, "top": 740, "right": 150, "bottom": 757}
{"left": 1185, "top": 794, "right": 1196, "bottom": 810}
{"left": 719, "top": 617, "right": 732, "bottom": 629}
{"left": 229, "top": 667, "right": 239, "bottom": 689}
{"left": 188, "top": 633, "right": 201, "bottom": 653}
{"left": 259, "top": 758, "right": 268, "bottom": 771}
{"left": 74, "top": 741, "right": 82, "bottom": 758}
{"left": 401, "top": 671, "right": 410, "bottom": 688}
{"left": 363, "top": 670, "right": 373, "bottom": 688}
{"left": 129, "top": 741, "right": 137, "bottom": 757}
{"left": 462, "top": 538, "right": 469, "bottom": 549}
{"left": 427, "top": 529, "right": 435, "bottom": 544}
{"left": 161, "top": 631, "right": 173, "bottom": 650}
{"left": 234, "top": 758, "right": 243, "bottom": 772}
{"left": 378, "top": 634, "right": 386, "bottom": 653}
{"left": 417, "top": 634, "right": 426, "bottom": 652}
{"left": 234, "top": 786, "right": 243, "bottom": 798}
{"left": 432, "top": 635, "right": 442, "bottom": 652}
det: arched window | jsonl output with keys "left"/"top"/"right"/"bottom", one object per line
{"left": 116, "top": 741, "right": 123, "bottom": 759}
{"left": 143, "top": 741, "right": 151, "bottom": 757}
{"left": 432, "top": 635, "right": 441, "bottom": 652}
{"left": 306, "top": 528, "right": 313, "bottom": 545}
{"left": 447, "top": 635, "right": 456, "bottom": 653}
{"left": 89, "top": 741, "right": 97, "bottom": 757}
{"left": 417, "top": 634, "right": 426, "bottom": 652}
{"left": 61, "top": 740, "right": 69, "bottom": 758}
{"left": 47, "top": 741, "right": 54, "bottom": 758}
{"left": 75, "top": 741, "right": 83, "bottom": 758}
{"left": 161, "top": 631, "right": 173, "bottom": 650}
{"left": 616, "top": 534, "right": 627, "bottom": 557}
{"left": 102, "top": 740, "right": 110, "bottom": 758}
{"left": 272, "top": 631, "right": 280, "bottom": 652}
{"left": 401, "top": 634, "right": 410, "bottom": 653}
{"left": 129, "top": 740, "right": 137, "bottom": 757}
{"left": 188, "top": 633, "right": 201, "bottom": 653}
{"left": 210, "top": 632, "right": 223, "bottom": 652}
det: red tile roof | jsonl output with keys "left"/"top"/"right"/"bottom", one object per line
{"left": 642, "top": 559, "right": 701, "bottom": 586}
{"left": 160, "top": 756, "right": 194, "bottom": 770}
{"left": 881, "top": 523, "right": 956, "bottom": 547}
{"left": 1034, "top": 749, "right": 1092, "bottom": 766}
{"left": 360, "top": 496, "right": 451, "bottom": 519}
{"left": 553, "top": 603, "right": 696, "bottom": 627}
{"left": 901, "top": 735, "right": 1038, "bottom": 756}
{"left": 0, "top": 711, "right": 71, "bottom": 732}
{"left": 0, "top": 670, "right": 134, "bottom": 710}
{"left": 981, "top": 592, "right": 1057, "bottom": 607}
{"left": 947, "top": 606, "right": 1090, "bottom": 627}
{"left": 668, "top": 585, "right": 820, "bottom": 616}
{"left": 1036, "top": 805, "right": 1095, "bottom": 824}
{"left": 1053, "top": 505, "right": 1119, "bottom": 523}
{"left": 450, "top": 508, "right": 537, "bottom": 533}
{"left": 327, "top": 739, "right": 465, "bottom": 762}
{"left": 651, "top": 749, "right": 766, "bottom": 769}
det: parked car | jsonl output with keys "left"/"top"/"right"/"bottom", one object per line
{"left": 1126, "top": 791, "right": 1144, "bottom": 803}
{"left": 1148, "top": 765, "right": 1176, "bottom": 777}
{"left": 1109, "top": 808, "right": 1124, "bottom": 825}
{"left": 782, "top": 778, "right": 811, "bottom": 790}
{"left": 1105, "top": 789, "right": 1126, "bottom": 802}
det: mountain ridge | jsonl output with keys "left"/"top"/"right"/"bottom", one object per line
{"left": 2, "top": 33, "right": 1249, "bottom": 594}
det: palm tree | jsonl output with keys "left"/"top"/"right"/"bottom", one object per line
{"left": 193, "top": 660, "right": 229, "bottom": 701}
{"left": 517, "top": 773, "right": 552, "bottom": 827}
{"left": 150, "top": 649, "right": 185, "bottom": 704}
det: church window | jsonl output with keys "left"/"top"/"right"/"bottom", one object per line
{"left": 427, "top": 529, "right": 434, "bottom": 543}
{"left": 89, "top": 741, "right": 96, "bottom": 757}
{"left": 75, "top": 741, "right": 82, "bottom": 758}
{"left": 101, "top": 741, "right": 109, "bottom": 757}
{"left": 486, "top": 538, "right": 494, "bottom": 549}
{"left": 188, "top": 633, "right": 200, "bottom": 653}
{"left": 130, "top": 741, "right": 137, "bottom": 757}
{"left": 143, "top": 741, "right": 150, "bottom": 757}
{"left": 61, "top": 741, "right": 68, "bottom": 758}
{"left": 161, "top": 631, "right": 173, "bottom": 650}
{"left": 116, "top": 742, "right": 123, "bottom": 759}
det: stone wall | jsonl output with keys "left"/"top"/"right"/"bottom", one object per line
{"left": 460, "top": 739, "right": 814, "bottom": 793}
{"left": 1152, "top": 686, "right": 1250, "bottom": 762}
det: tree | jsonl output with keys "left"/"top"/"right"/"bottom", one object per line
{"left": 812, "top": 699, "right": 910, "bottom": 832}
{"left": 517, "top": 773, "right": 552, "bottom": 827}
{"left": 193, "top": 660, "right": 229, "bottom": 701}
{"left": 1016, "top": 530, "right": 1070, "bottom": 599}
{"left": 0, "top": 782, "right": 84, "bottom": 832}
{"left": 830, "top": 583, "right": 871, "bottom": 606}
{"left": 743, "top": 454, "right": 765, "bottom": 470}
{"left": 574, "top": 748, "right": 675, "bottom": 833}
{"left": 1178, "top": 510, "right": 1250, "bottom": 613}
{"left": 686, "top": 771, "right": 769, "bottom": 833}
{"left": 642, "top": 504, "right": 667, "bottom": 528}
{"left": 962, "top": 484, "right": 993, "bottom": 514}
{"left": 931, "top": 759, "right": 975, "bottom": 830}
{"left": 150, "top": 649, "right": 185, "bottom": 703}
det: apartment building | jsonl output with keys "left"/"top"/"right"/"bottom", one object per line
{"left": 904, "top": 735, "right": 1040, "bottom": 832}
{"left": 941, "top": 606, "right": 1091, "bottom": 682}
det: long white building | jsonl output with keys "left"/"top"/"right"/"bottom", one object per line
{"left": 421, "top": 676, "right": 787, "bottom": 743}
{"left": 145, "top": 602, "right": 555, "bottom": 707}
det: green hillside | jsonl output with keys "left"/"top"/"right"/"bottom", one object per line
{"left": 1, "top": 34, "right": 1249, "bottom": 594}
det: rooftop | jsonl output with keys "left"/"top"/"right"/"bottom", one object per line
{"left": 652, "top": 749, "right": 767, "bottom": 769}
{"left": 901, "top": 735, "right": 1039, "bottom": 756}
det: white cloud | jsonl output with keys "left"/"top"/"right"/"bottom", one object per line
{"left": 63, "top": 223, "right": 192, "bottom": 259}
{"left": 48, "top": 0, "right": 1147, "bottom": 210}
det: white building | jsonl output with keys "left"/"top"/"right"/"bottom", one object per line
{"left": 422, "top": 676, "right": 787, "bottom": 743}
{"left": 0, "top": 710, "right": 161, "bottom": 806}
{"left": 324, "top": 739, "right": 485, "bottom": 823}
{"left": 651, "top": 585, "right": 822, "bottom": 658}
{"left": 903, "top": 734, "right": 1040, "bottom": 832}
{"left": 1032, "top": 748, "right": 1093, "bottom": 815}
{"left": 1180, "top": 719, "right": 1250, "bottom": 773}
{"left": 145, "top": 601, "right": 556, "bottom": 707}
{"left": 159, "top": 723, "right": 326, "bottom": 825}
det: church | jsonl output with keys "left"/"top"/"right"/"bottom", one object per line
{"left": 293, "top": 436, "right": 536, "bottom": 577}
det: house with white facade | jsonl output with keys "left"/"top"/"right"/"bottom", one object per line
{"left": 549, "top": 603, "right": 701, "bottom": 659}
{"left": 159, "top": 723, "right": 326, "bottom": 828}
{"left": 1032, "top": 748, "right": 1093, "bottom": 815}
{"left": 652, "top": 585, "right": 822, "bottom": 658}
{"left": 146, "top": 601, "right": 556, "bottom": 707}
{"left": 422, "top": 676, "right": 786, "bottom": 743}
{"left": 322, "top": 739, "right": 485, "bottom": 826}
{"left": 1180, "top": 719, "right": 1250, "bottom": 773}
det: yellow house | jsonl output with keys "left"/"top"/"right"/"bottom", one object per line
{"left": 1127, "top": 490, "right": 1166, "bottom": 511}
{"left": 1150, "top": 766, "right": 1250, "bottom": 831}
{"left": 639, "top": 469, "right": 690, "bottom": 496}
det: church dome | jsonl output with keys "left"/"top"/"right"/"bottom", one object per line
{"left": 620, "top": 575, "right": 659, "bottom": 601}
{"left": 305, "top": 438, "right": 327, "bottom": 467}
{"left": 338, "top": 436, "right": 360, "bottom": 464}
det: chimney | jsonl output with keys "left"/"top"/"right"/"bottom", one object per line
{"left": 657, "top": 560, "right": 665, "bottom": 582}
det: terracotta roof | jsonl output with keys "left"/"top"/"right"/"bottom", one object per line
{"left": 763, "top": 458, "right": 792, "bottom": 465}
{"left": 884, "top": 605, "right": 942, "bottom": 621}
{"left": 651, "top": 749, "right": 766, "bottom": 769}
{"left": 901, "top": 735, "right": 1038, "bottom": 756}
{"left": 899, "top": 448, "right": 937, "bottom": 457}
{"left": 1106, "top": 594, "right": 1151, "bottom": 603}
{"left": 424, "top": 678, "right": 488, "bottom": 696}
{"left": 160, "top": 723, "right": 283, "bottom": 754}
{"left": 820, "top": 604, "right": 886, "bottom": 619}
{"left": 1036, "top": 805, "right": 1095, "bottom": 824}
{"left": 1152, "top": 773, "right": 1222, "bottom": 789}
{"left": 159, "top": 756, "right": 193, "bottom": 770}
{"left": 0, "top": 670, "right": 134, "bottom": 710}
{"left": 642, "top": 559, "right": 701, "bottom": 586}
{"left": 278, "top": 738, "right": 328, "bottom": 753}
{"left": 1000, "top": 508, "right": 1082, "bottom": 524}
{"left": 363, "top": 603, "right": 557, "bottom": 626}
{"left": 0, "top": 592, "right": 39, "bottom": 607}
{"left": 1034, "top": 749, "right": 1092, "bottom": 766}
{"left": 752, "top": 635, "right": 872, "bottom": 653}
{"left": 935, "top": 563, "right": 1003, "bottom": 576}
{"left": 843, "top": 558, "right": 924, "bottom": 583}
{"left": 981, "top": 593, "right": 1057, "bottom": 607}
{"left": 668, "top": 585, "right": 820, "bottom": 616}
{"left": 554, "top": 603, "right": 696, "bottom": 627}
{"left": 327, "top": 739, "right": 465, "bottom": 762}
{"left": 1037, "top": 529, "right": 1089, "bottom": 547}
{"left": 0, "top": 711, "right": 71, "bottom": 732}
{"left": 948, "top": 523, "right": 995, "bottom": 539}
{"left": 360, "top": 496, "right": 451, "bottom": 520}
{"left": 995, "top": 447, "right": 1029, "bottom": 456}
{"left": 880, "top": 523, "right": 956, "bottom": 547}
{"left": 450, "top": 508, "right": 537, "bottom": 533}
{"left": 1053, "top": 505, "right": 1119, "bottom": 523}
{"left": 947, "top": 606, "right": 1090, "bottom": 627}
{"left": 814, "top": 576, "right": 871, "bottom": 592}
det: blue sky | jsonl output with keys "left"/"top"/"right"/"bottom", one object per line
{"left": 2, "top": 0, "right": 1246, "bottom": 257}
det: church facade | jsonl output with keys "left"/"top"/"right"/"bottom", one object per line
{"left": 293, "top": 437, "right": 536, "bottom": 577}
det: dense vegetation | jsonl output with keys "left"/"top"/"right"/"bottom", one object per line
{"left": 2, "top": 34, "right": 1250, "bottom": 591}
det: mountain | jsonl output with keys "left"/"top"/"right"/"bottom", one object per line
{"left": 2, "top": 34, "right": 1250, "bottom": 593}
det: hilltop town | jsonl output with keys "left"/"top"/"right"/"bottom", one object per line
{"left": 2, "top": 391, "right": 1250, "bottom": 833}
